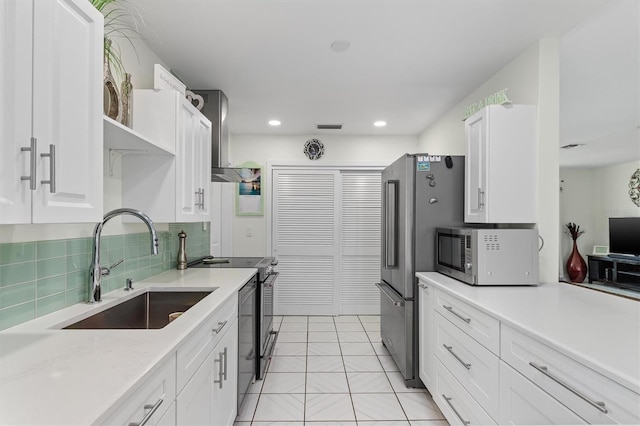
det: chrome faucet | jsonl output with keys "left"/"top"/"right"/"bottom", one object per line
{"left": 88, "top": 208, "right": 159, "bottom": 303}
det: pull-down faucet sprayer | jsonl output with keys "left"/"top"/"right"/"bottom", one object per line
{"left": 88, "top": 208, "right": 159, "bottom": 303}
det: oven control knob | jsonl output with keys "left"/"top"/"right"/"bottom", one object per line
{"left": 465, "top": 263, "right": 472, "bottom": 270}
{"left": 265, "top": 265, "right": 274, "bottom": 275}
{"left": 270, "top": 259, "right": 278, "bottom": 266}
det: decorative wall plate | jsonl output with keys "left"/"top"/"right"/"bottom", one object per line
{"left": 304, "top": 139, "right": 324, "bottom": 160}
{"left": 629, "top": 168, "right": 640, "bottom": 207}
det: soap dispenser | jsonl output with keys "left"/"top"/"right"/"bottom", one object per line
{"left": 177, "top": 230, "right": 187, "bottom": 270}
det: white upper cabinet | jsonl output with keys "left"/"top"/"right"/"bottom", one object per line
{"left": 464, "top": 105, "right": 537, "bottom": 224}
{"left": 0, "top": 0, "right": 103, "bottom": 224}
{"left": 122, "top": 90, "right": 212, "bottom": 223}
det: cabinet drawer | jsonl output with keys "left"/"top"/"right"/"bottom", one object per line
{"left": 434, "top": 289, "right": 500, "bottom": 355}
{"left": 433, "top": 358, "right": 496, "bottom": 425}
{"left": 176, "top": 293, "right": 238, "bottom": 392}
{"left": 100, "top": 354, "right": 176, "bottom": 426}
{"left": 434, "top": 312, "right": 499, "bottom": 418}
{"left": 501, "top": 325, "right": 640, "bottom": 424}
{"left": 499, "top": 360, "right": 586, "bottom": 425}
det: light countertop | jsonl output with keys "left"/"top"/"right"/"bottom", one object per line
{"left": 416, "top": 272, "right": 640, "bottom": 395}
{"left": 0, "top": 268, "right": 257, "bottom": 426}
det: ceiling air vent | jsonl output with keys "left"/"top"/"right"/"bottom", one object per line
{"left": 317, "top": 124, "right": 343, "bottom": 130}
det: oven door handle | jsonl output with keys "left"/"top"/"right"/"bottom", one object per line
{"left": 376, "top": 282, "right": 404, "bottom": 307}
{"left": 263, "top": 272, "right": 279, "bottom": 288}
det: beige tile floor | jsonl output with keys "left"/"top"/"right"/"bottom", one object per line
{"left": 234, "top": 315, "right": 449, "bottom": 426}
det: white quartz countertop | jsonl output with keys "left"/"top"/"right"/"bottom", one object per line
{"left": 0, "top": 268, "right": 257, "bottom": 426}
{"left": 416, "top": 272, "right": 640, "bottom": 394}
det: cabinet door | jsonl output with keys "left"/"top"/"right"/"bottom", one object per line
{"left": 499, "top": 361, "right": 586, "bottom": 425}
{"left": 213, "top": 319, "right": 238, "bottom": 426}
{"left": 31, "top": 0, "right": 103, "bottom": 223}
{"left": 195, "top": 114, "right": 212, "bottom": 221}
{"left": 176, "top": 99, "right": 198, "bottom": 222}
{"left": 0, "top": 0, "right": 33, "bottom": 224}
{"left": 177, "top": 350, "right": 215, "bottom": 426}
{"left": 464, "top": 109, "right": 488, "bottom": 223}
{"left": 418, "top": 281, "right": 434, "bottom": 391}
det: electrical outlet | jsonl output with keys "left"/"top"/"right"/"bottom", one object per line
{"left": 246, "top": 227, "right": 253, "bottom": 237}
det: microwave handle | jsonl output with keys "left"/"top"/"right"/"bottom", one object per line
{"left": 384, "top": 180, "right": 398, "bottom": 268}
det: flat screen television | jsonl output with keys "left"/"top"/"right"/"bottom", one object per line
{"left": 609, "top": 217, "right": 640, "bottom": 258}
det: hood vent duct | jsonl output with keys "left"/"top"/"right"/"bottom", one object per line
{"left": 194, "top": 89, "right": 247, "bottom": 183}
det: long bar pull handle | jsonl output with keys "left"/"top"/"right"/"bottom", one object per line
{"left": 213, "top": 320, "right": 227, "bottom": 334}
{"left": 529, "top": 362, "right": 608, "bottom": 413}
{"left": 443, "top": 305, "right": 471, "bottom": 323}
{"left": 384, "top": 180, "right": 398, "bottom": 268}
{"left": 200, "top": 188, "right": 205, "bottom": 209}
{"left": 40, "top": 144, "right": 56, "bottom": 193}
{"left": 20, "top": 137, "right": 37, "bottom": 190}
{"left": 477, "top": 188, "right": 484, "bottom": 210}
{"left": 443, "top": 344, "right": 471, "bottom": 369}
{"left": 128, "top": 398, "right": 163, "bottom": 426}
{"left": 222, "top": 346, "right": 228, "bottom": 381}
{"left": 442, "top": 394, "right": 470, "bottom": 426}
{"left": 214, "top": 351, "right": 224, "bottom": 388}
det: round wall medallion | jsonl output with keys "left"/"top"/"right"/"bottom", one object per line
{"left": 304, "top": 139, "right": 324, "bottom": 160}
{"left": 629, "top": 168, "right": 640, "bottom": 207}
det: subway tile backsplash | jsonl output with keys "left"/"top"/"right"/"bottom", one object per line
{"left": 0, "top": 222, "right": 210, "bottom": 331}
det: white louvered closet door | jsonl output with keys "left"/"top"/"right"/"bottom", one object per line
{"left": 273, "top": 170, "right": 340, "bottom": 315}
{"left": 340, "top": 171, "right": 381, "bottom": 315}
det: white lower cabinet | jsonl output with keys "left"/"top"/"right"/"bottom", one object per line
{"left": 423, "top": 284, "right": 640, "bottom": 426}
{"left": 434, "top": 358, "right": 496, "bottom": 425}
{"left": 177, "top": 318, "right": 238, "bottom": 426}
{"left": 499, "top": 360, "right": 586, "bottom": 425}
{"left": 100, "top": 355, "right": 176, "bottom": 425}
{"left": 418, "top": 281, "right": 434, "bottom": 390}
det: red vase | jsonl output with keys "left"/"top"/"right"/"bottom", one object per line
{"left": 566, "top": 240, "right": 587, "bottom": 283}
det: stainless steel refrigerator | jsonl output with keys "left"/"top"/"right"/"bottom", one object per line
{"left": 377, "top": 153, "right": 464, "bottom": 387}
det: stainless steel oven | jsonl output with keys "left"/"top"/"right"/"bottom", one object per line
{"left": 258, "top": 269, "right": 278, "bottom": 379}
{"left": 237, "top": 276, "right": 256, "bottom": 411}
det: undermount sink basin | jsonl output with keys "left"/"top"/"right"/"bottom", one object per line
{"left": 63, "top": 290, "right": 215, "bottom": 330}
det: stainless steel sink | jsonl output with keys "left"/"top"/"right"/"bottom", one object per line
{"left": 63, "top": 290, "right": 215, "bottom": 330}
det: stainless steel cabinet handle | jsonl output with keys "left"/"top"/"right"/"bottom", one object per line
{"left": 200, "top": 188, "right": 205, "bottom": 209}
{"left": 214, "top": 351, "right": 224, "bottom": 388}
{"left": 443, "top": 305, "right": 471, "bottom": 323}
{"left": 442, "top": 394, "right": 470, "bottom": 426}
{"left": 443, "top": 344, "right": 471, "bottom": 369}
{"left": 128, "top": 398, "right": 163, "bottom": 426}
{"left": 222, "top": 346, "right": 228, "bottom": 381}
{"left": 529, "top": 362, "right": 608, "bottom": 414}
{"left": 477, "top": 188, "right": 484, "bottom": 210}
{"left": 40, "top": 144, "right": 56, "bottom": 193}
{"left": 20, "top": 137, "right": 37, "bottom": 190}
{"left": 213, "top": 320, "right": 227, "bottom": 334}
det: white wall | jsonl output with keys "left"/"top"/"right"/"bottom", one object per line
{"left": 561, "top": 160, "right": 640, "bottom": 274}
{"left": 229, "top": 134, "right": 419, "bottom": 256}
{"left": 0, "top": 35, "right": 170, "bottom": 244}
{"left": 417, "top": 40, "right": 561, "bottom": 283}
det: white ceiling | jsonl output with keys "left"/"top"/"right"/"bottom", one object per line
{"left": 132, "top": 0, "right": 638, "bottom": 166}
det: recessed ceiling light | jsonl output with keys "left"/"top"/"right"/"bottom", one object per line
{"left": 330, "top": 40, "right": 351, "bottom": 53}
{"left": 268, "top": 120, "right": 281, "bottom": 126}
{"left": 374, "top": 121, "right": 387, "bottom": 127}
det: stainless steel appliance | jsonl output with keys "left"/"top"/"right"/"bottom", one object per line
{"left": 189, "top": 256, "right": 278, "bottom": 382}
{"left": 436, "top": 227, "right": 539, "bottom": 285}
{"left": 378, "top": 154, "right": 464, "bottom": 387}
{"left": 237, "top": 276, "right": 256, "bottom": 410}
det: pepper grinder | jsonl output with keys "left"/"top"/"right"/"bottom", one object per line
{"left": 177, "top": 230, "right": 187, "bottom": 270}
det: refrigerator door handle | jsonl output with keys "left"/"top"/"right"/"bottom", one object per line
{"left": 384, "top": 180, "right": 398, "bottom": 268}
{"left": 375, "top": 282, "right": 404, "bottom": 307}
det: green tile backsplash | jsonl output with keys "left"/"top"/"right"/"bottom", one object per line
{"left": 0, "top": 222, "right": 210, "bottom": 331}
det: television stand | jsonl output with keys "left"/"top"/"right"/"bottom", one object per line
{"left": 587, "top": 255, "right": 640, "bottom": 289}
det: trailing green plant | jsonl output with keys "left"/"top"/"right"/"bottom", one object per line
{"left": 89, "top": 0, "right": 144, "bottom": 78}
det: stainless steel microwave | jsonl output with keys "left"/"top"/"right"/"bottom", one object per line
{"left": 435, "top": 227, "right": 539, "bottom": 285}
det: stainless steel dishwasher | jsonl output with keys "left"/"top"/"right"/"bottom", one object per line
{"left": 237, "top": 275, "right": 257, "bottom": 411}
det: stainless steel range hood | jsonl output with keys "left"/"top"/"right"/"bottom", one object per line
{"left": 194, "top": 90, "right": 247, "bottom": 183}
